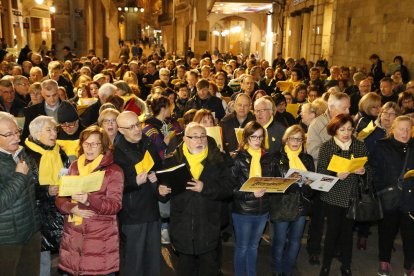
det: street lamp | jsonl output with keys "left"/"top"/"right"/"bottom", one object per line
{"left": 35, "top": 0, "right": 44, "bottom": 4}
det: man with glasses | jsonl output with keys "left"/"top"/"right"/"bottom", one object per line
{"left": 253, "top": 97, "right": 286, "bottom": 155}
{"left": 0, "top": 79, "right": 26, "bottom": 117}
{"left": 114, "top": 111, "right": 162, "bottom": 276}
{"left": 0, "top": 112, "right": 41, "bottom": 276}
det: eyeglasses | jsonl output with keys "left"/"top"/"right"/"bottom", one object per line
{"left": 102, "top": 119, "right": 116, "bottom": 125}
{"left": 119, "top": 122, "right": 141, "bottom": 131}
{"left": 0, "top": 128, "right": 22, "bottom": 138}
{"left": 186, "top": 135, "right": 208, "bottom": 142}
{"left": 82, "top": 142, "right": 102, "bottom": 149}
{"left": 254, "top": 109, "right": 271, "bottom": 114}
{"left": 60, "top": 121, "right": 77, "bottom": 128}
{"left": 249, "top": 135, "right": 264, "bottom": 141}
{"left": 288, "top": 137, "right": 304, "bottom": 143}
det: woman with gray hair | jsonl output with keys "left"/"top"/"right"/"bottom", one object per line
{"left": 24, "top": 115, "right": 70, "bottom": 276}
{"left": 114, "top": 80, "right": 148, "bottom": 116}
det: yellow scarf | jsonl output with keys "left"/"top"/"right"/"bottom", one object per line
{"left": 247, "top": 147, "right": 262, "bottom": 177}
{"left": 77, "top": 154, "right": 104, "bottom": 176}
{"left": 25, "top": 138, "right": 63, "bottom": 185}
{"left": 182, "top": 143, "right": 208, "bottom": 180}
{"left": 56, "top": 139, "right": 79, "bottom": 157}
{"left": 68, "top": 153, "right": 104, "bottom": 225}
{"left": 262, "top": 116, "right": 273, "bottom": 150}
{"left": 285, "top": 145, "right": 307, "bottom": 171}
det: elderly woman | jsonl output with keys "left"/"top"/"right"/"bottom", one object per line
{"left": 355, "top": 92, "right": 382, "bottom": 134}
{"left": 317, "top": 114, "right": 370, "bottom": 276}
{"left": 98, "top": 108, "right": 120, "bottom": 144}
{"left": 114, "top": 80, "right": 147, "bottom": 116}
{"left": 369, "top": 116, "right": 414, "bottom": 276}
{"left": 56, "top": 126, "right": 124, "bottom": 275}
{"left": 24, "top": 116, "right": 70, "bottom": 276}
{"left": 158, "top": 122, "right": 234, "bottom": 276}
{"left": 271, "top": 125, "right": 314, "bottom": 276}
{"left": 299, "top": 99, "right": 328, "bottom": 133}
{"left": 231, "top": 121, "right": 278, "bottom": 276}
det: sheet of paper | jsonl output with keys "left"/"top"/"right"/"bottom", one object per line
{"left": 286, "top": 103, "right": 300, "bottom": 118}
{"left": 134, "top": 150, "right": 155, "bottom": 174}
{"left": 235, "top": 128, "right": 244, "bottom": 144}
{"left": 206, "top": 126, "right": 223, "bottom": 151}
{"left": 285, "top": 168, "right": 339, "bottom": 192}
{"left": 59, "top": 171, "right": 105, "bottom": 197}
{"left": 239, "top": 177, "right": 298, "bottom": 193}
{"left": 404, "top": 169, "right": 414, "bottom": 179}
{"left": 327, "top": 155, "right": 368, "bottom": 173}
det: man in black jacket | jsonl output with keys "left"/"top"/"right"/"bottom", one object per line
{"left": 114, "top": 111, "right": 162, "bottom": 276}
{"left": 185, "top": 79, "right": 225, "bottom": 120}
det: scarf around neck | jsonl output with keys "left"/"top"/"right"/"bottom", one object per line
{"left": 284, "top": 145, "right": 307, "bottom": 171}
{"left": 247, "top": 146, "right": 262, "bottom": 178}
{"left": 77, "top": 154, "right": 104, "bottom": 176}
{"left": 333, "top": 136, "right": 352, "bottom": 151}
{"left": 183, "top": 143, "right": 208, "bottom": 180}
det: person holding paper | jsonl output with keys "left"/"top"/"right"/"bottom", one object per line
{"left": 369, "top": 115, "right": 414, "bottom": 276}
{"left": 317, "top": 114, "right": 370, "bottom": 276}
{"left": 24, "top": 115, "right": 70, "bottom": 276}
{"left": 158, "top": 122, "right": 234, "bottom": 276}
{"left": 271, "top": 125, "right": 315, "bottom": 276}
{"left": 230, "top": 121, "right": 278, "bottom": 276}
{"left": 56, "top": 126, "right": 124, "bottom": 276}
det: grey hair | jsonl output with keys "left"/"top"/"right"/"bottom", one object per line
{"left": 113, "top": 80, "right": 131, "bottom": 96}
{"left": 184, "top": 122, "right": 206, "bottom": 136}
{"left": 29, "top": 116, "right": 56, "bottom": 140}
{"left": 254, "top": 97, "right": 273, "bottom": 110}
{"left": 98, "top": 83, "right": 117, "bottom": 99}
{"left": 41, "top": 79, "right": 58, "bottom": 91}
{"left": 159, "top": 68, "right": 170, "bottom": 75}
{"left": 30, "top": 66, "right": 43, "bottom": 75}
{"left": 327, "top": 92, "right": 349, "bottom": 111}
{"left": 0, "top": 111, "right": 17, "bottom": 126}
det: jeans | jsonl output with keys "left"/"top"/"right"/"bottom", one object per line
{"left": 232, "top": 212, "right": 268, "bottom": 276}
{"left": 272, "top": 216, "right": 306, "bottom": 274}
{"left": 40, "top": 250, "right": 51, "bottom": 276}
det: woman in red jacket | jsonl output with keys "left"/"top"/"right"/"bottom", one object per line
{"left": 56, "top": 126, "right": 124, "bottom": 275}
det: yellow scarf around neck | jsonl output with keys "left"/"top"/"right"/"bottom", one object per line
{"left": 247, "top": 146, "right": 262, "bottom": 178}
{"left": 284, "top": 145, "right": 307, "bottom": 171}
{"left": 262, "top": 116, "right": 273, "bottom": 150}
{"left": 77, "top": 154, "right": 104, "bottom": 176}
{"left": 182, "top": 143, "right": 208, "bottom": 180}
{"left": 25, "top": 138, "right": 63, "bottom": 185}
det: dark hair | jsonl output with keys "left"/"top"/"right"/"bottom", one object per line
{"left": 78, "top": 125, "right": 112, "bottom": 156}
{"left": 327, "top": 114, "right": 355, "bottom": 136}
{"left": 150, "top": 96, "right": 170, "bottom": 116}
{"left": 174, "top": 82, "right": 187, "bottom": 92}
{"left": 398, "top": 91, "right": 414, "bottom": 110}
{"left": 291, "top": 68, "right": 303, "bottom": 80}
{"left": 394, "top": 55, "right": 403, "bottom": 64}
{"left": 252, "top": 90, "right": 267, "bottom": 103}
{"left": 380, "top": 76, "right": 393, "bottom": 85}
{"left": 106, "top": 95, "right": 124, "bottom": 112}
{"left": 183, "top": 109, "right": 197, "bottom": 125}
{"left": 238, "top": 121, "right": 265, "bottom": 151}
{"left": 196, "top": 79, "right": 210, "bottom": 90}
{"left": 369, "top": 54, "right": 380, "bottom": 60}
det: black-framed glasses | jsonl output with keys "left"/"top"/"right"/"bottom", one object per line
{"left": 186, "top": 135, "right": 208, "bottom": 142}
{"left": 249, "top": 135, "right": 264, "bottom": 141}
{"left": 288, "top": 137, "right": 304, "bottom": 143}
{"left": 0, "top": 128, "right": 22, "bottom": 138}
{"left": 118, "top": 122, "right": 141, "bottom": 131}
{"left": 82, "top": 142, "right": 101, "bottom": 149}
{"left": 60, "top": 121, "right": 77, "bottom": 128}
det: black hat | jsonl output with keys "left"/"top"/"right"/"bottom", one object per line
{"left": 57, "top": 101, "right": 79, "bottom": 124}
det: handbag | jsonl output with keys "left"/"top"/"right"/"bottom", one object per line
{"left": 271, "top": 191, "right": 301, "bottom": 222}
{"left": 347, "top": 174, "right": 383, "bottom": 221}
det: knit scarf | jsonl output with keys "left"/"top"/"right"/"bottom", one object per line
{"left": 247, "top": 147, "right": 262, "bottom": 178}
{"left": 284, "top": 145, "right": 307, "bottom": 171}
{"left": 182, "top": 143, "right": 208, "bottom": 180}
{"left": 56, "top": 139, "right": 79, "bottom": 157}
{"left": 25, "top": 138, "right": 63, "bottom": 185}
{"left": 333, "top": 136, "right": 352, "bottom": 151}
{"left": 262, "top": 116, "right": 273, "bottom": 150}
{"left": 77, "top": 154, "right": 104, "bottom": 176}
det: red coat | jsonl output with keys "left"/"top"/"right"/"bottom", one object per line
{"left": 56, "top": 152, "right": 124, "bottom": 275}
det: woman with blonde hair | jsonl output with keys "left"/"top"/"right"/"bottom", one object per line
{"left": 355, "top": 92, "right": 382, "bottom": 134}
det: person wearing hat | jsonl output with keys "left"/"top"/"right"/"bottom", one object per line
{"left": 93, "top": 73, "right": 106, "bottom": 87}
{"left": 273, "top": 93, "right": 296, "bottom": 128}
{"left": 56, "top": 101, "right": 84, "bottom": 161}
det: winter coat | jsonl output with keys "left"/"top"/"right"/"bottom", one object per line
{"left": 113, "top": 134, "right": 162, "bottom": 225}
{"left": 24, "top": 140, "right": 70, "bottom": 253}
{"left": 219, "top": 111, "right": 255, "bottom": 154}
{"left": 0, "top": 149, "right": 40, "bottom": 245}
{"left": 231, "top": 150, "right": 278, "bottom": 215}
{"left": 271, "top": 147, "right": 315, "bottom": 219}
{"left": 185, "top": 94, "right": 225, "bottom": 120}
{"left": 56, "top": 152, "right": 124, "bottom": 275}
{"left": 369, "top": 137, "right": 414, "bottom": 212}
{"left": 161, "top": 143, "right": 234, "bottom": 255}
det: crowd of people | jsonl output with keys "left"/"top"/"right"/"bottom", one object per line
{"left": 0, "top": 45, "right": 413, "bottom": 276}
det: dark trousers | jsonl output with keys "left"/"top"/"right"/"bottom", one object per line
{"left": 378, "top": 211, "right": 414, "bottom": 270}
{"left": 177, "top": 250, "right": 218, "bottom": 276}
{"left": 307, "top": 194, "right": 325, "bottom": 255}
{"left": 0, "top": 231, "right": 41, "bottom": 276}
{"left": 322, "top": 203, "right": 354, "bottom": 269}
{"left": 121, "top": 221, "right": 161, "bottom": 276}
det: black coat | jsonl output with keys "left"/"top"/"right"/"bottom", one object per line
{"left": 114, "top": 134, "right": 162, "bottom": 225}
{"left": 161, "top": 144, "right": 234, "bottom": 255}
{"left": 231, "top": 150, "right": 278, "bottom": 215}
{"left": 271, "top": 147, "right": 315, "bottom": 218}
{"left": 219, "top": 111, "right": 255, "bottom": 154}
{"left": 369, "top": 137, "right": 414, "bottom": 212}
{"left": 22, "top": 102, "right": 47, "bottom": 141}
{"left": 24, "top": 140, "right": 70, "bottom": 252}
{"left": 79, "top": 100, "right": 101, "bottom": 127}
{"left": 185, "top": 95, "right": 225, "bottom": 120}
